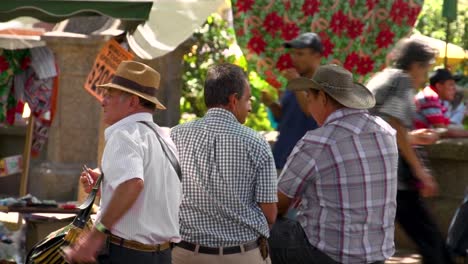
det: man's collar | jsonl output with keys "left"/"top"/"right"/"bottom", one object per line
{"left": 205, "top": 108, "right": 238, "bottom": 122}
{"left": 105, "top": 112, "right": 153, "bottom": 139}
{"left": 323, "top": 108, "right": 367, "bottom": 125}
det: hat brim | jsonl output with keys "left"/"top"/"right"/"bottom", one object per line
{"left": 283, "top": 40, "right": 309, "bottom": 49}
{"left": 287, "top": 77, "right": 376, "bottom": 109}
{"left": 97, "top": 83, "right": 166, "bottom": 110}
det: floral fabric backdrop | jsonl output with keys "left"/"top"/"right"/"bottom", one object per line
{"left": 232, "top": 0, "right": 424, "bottom": 88}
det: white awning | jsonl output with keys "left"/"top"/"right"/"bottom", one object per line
{"left": 127, "top": 0, "right": 225, "bottom": 60}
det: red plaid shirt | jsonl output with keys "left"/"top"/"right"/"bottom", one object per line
{"left": 278, "top": 108, "right": 398, "bottom": 263}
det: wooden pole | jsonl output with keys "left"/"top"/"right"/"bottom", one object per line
{"left": 445, "top": 19, "right": 450, "bottom": 68}
{"left": 19, "top": 115, "right": 34, "bottom": 196}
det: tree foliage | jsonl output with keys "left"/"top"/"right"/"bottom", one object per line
{"left": 415, "top": 0, "right": 468, "bottom": 49}
{"left": 181, "top": 14, "right": 274, "bottom": 131}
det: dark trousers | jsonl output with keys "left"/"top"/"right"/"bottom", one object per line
{"left": 268, "top": 217, "right": 384, "bottom": 264}
{"left": 396, "top": 190, "right": 454, "bottom": 264}
{"left": 97, "top": 242, "right": 171, "bottom": 264}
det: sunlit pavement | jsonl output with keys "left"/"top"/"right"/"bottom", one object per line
{"left": 386, "top": 251, "right": 467, "bottom": 264}
{"left": 386, "top": 251, "right": 422, "bottom": 264}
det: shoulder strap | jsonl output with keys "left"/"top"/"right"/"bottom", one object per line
{"left": 138, "top": 121, "right": 182, "bottom": 181}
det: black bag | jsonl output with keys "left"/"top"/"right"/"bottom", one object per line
{"left": 25, "top": 174, "right": 103, "bottom": 264}
{"left": 447, "top": 189, "right": 468, "bottom": 256}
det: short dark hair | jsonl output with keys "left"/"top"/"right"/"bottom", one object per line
{"left": 138, "top": 97, "right": 156, "bottom": 111}
{"left": 307, "top": 89, "right": 343, "bottom": 108}
{"left": 429, "top": 68, "right": 454, "bottom": 86}
{"left": 393, "top": 39, "right": 436, "bottom": 70}
{"left": 204, "top": 63, "right": 248, "bottom": 108}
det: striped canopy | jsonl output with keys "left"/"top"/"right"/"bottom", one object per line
{"left": 0, "top": 0, "right": 153, "bottom": 23}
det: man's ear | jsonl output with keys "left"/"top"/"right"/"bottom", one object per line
{"left": 319, "top": 90, "right": 327, "bottom": 105}
{"left": 129, "top": 94, "right": 140, "bottom": 108}
{"left": 227, "top": 93, "right": 238, "bottom": 109}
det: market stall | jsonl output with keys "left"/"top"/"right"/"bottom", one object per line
{"left": 0, "top": 2, "right": 153, "bottom": 262}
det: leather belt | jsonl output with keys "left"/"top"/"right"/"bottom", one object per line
{"left": 109, "top": 234, "right": 171, "bottom": 252}
{"left": 176, "top": 240, "right": 259, "bottom": 255}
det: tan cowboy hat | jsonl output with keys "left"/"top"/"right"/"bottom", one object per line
{"left": 98, "top": 60, "right": 165, "bottom": 110}
{"left": 287, "top": 64, "right": 375, "bottom": 109}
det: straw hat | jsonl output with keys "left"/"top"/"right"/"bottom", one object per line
{"left": 287, "top": 64, "right": 375, "bottom": 109}
{"left": 98, "top": 60, "right": 165, "bottom": 110}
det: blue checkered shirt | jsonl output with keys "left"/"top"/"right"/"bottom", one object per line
{"left": 171, "top": 108, "right": 278, "bottom": 247}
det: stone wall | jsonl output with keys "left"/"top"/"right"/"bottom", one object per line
{"left": 26, "top": 35, "right": 106, "bottom": 201}
{"left": 395, "top": 138, "right": 468, "bottom": 250}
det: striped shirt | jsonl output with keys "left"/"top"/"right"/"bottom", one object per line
{"left": 278, "top": 108, "right": 398, "bottom": 263}
{"left": 171, "top": 108, "right": 278, "bottom": 247}
{"left": 366, "top": 68, "right": 416, "bottom": 129}
{"left": 99, "top": 113, "right": 181, "bottom": 244}
{"left": 414, "top": 86, "right": 450, "bottom": 128}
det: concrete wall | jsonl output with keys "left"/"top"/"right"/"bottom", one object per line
{"left": 26, "top": 35, "right": 105, "bottom": 201}
{"left": 395, "top": 138, "right": 468, "bottom": 250}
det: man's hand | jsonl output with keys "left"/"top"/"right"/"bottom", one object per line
{"left": 282, "top": 68, "right": 300, "bottom": 81}
{"left": 80, "top": 167, "right": 101, "bottom": 194}
{"left": 261, "top": 91, "right": 275, "bottom": 107}
{"left": 408, "top": 129, "right": 439, "bottom": 145}
{"left": 62, "top": 229, "right": 106, "bottom": 264}
{"left": 414, "top": 169, "right": 439, "bottom": 198}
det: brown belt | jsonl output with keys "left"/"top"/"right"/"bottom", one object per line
{"left": 176, "top": 240, "right": 259, "bottom": 255}
{"left": 109, "top": 234, "right": 171, "bottom": 252}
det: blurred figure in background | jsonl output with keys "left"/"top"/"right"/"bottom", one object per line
{"left": 261, "top": 32, "right": 320, "bottom": 173}
{"left": 414, "top": 68, "right": 468, "bottom": 137}
{"left": 367, "top": 39, "right": 454, "bottom": 264}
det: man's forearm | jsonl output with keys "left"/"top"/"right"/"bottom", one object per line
{"left": 387, "top": 118, "right": 425, "bottom": 177}
{"left": 258, "top": 202, "right": 277, "bottom": 228}
{"left": 99, "top": 178, "right": 144, "bottom": 229}
{"left": 267, "top": 102, "right": 282, "bottom": 121}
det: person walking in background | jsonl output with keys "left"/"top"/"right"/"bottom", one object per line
{"left": 414, "top": 68, "right": 468, "bottom": 137}
{"left": 367, "top": 39, "right": 454, "bottom": 264}
{"left": 171, "top": 63, "right": 277, "bottom": 264}
{"left": 275, "top": 64, "right": 398, "bottom": 264}
{"left": 261, "top": 32, "right": 320, "bottom": 172}
{"left": 63, "top": 61, "right": 181, "bottom": 264}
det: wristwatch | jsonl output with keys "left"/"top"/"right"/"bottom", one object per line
{"left": 94, "top": 221, "right": 111, "bottom": 235}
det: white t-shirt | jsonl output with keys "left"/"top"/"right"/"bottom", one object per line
{"left": 98, "top": 112, "right": 181, "bottom": 244}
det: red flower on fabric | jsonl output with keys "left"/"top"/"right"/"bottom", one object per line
{"left": 347, "top": 19, "right": 364, "bottom": 39}
{"left": 344, "top": 52, "right": 360, "bottom": 71}
{"left": 390, "top": 0, "right": 409, "bottom": 25}
{"left": 302, "top": 0, "right": 320, "bottom": 16}
{"left": 263, "top": 12, "right": 283, "bottom": 36}
{"left": 357, "top": 56, "right": 374, "bottom": 75}
{"left": 265, "top": 70, "right": 282, "bottom": 89}
{"left": 366, "top": 0, "right": 378, "bottom": 10}
{"left": 349, "top": 0, "right": 356, "bottom": 6}
{"left": 0, "top": 56, "right": 9, "bottom": 72}
{"left": 281, "top": 23, "right": 300, "bottom": 41}
{"left": 376, "top": 29, "right": 395, "bottom": 48}
{"left": 276, "top": 54, "right": 293, "bottom": 71}
{"left": 236, "top": 0, "right": 254, "bottom": 13}
{"left": 407, "top": 6, "right": 422, "bottom": 26}
{"left": 330, "top": 11, "right": 348, "bottom": 34}
{"left": 20, "top": 57, "right": 31, "bottom": 70}
{"left": 247, "top": 36, "right": 267, "bottom": 54}
{"left": 285, "top": 0, "right": 291, "bottom": 11}
{"left": 321, "top": 38, "right": 335, "bottom": 58}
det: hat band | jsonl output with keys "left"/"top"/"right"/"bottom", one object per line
{"left": 112, "top": 76, "right": 156, "bottom": 97}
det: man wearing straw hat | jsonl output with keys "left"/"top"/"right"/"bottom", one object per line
{"left": 276, "top": 64, "right": 398, "bottom": 263}
{"left": 64, "top": 61, "right": 181, "bottom": 264}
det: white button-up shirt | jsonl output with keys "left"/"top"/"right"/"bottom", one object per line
{"left": 98, "top": 112, "right": 181, "bottom": 244}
